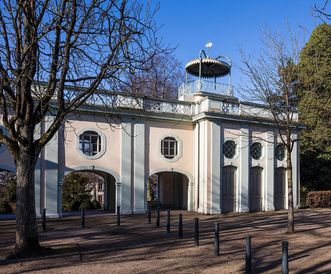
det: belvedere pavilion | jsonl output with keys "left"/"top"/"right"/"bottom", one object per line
{"left": 0, "top": 51, "right": 300, "bottom": 217}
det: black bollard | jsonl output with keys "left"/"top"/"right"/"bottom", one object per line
{"left": 245, "top": 235, "right": 252, "bottom": 273}
{"left": 178, "top": 213, "right": 183, "bottom": 239}
{"left": 194, "top": 218, "right": 199, "bottom": 246}
{"left": 148, "top": 206, "right": 151, "bottom": 224}
{"left": 282, "top": 241, "right": 289, "bottom": 274}
{"left": 81, "top": 208, "right": 85, "bottom": 228}
{"left": 156, "top": 207, "right": 160, "bottom": 227}
{"left": 117, "top": 206, "right": 120, "bottom": 226}
{"left": 166, "top": 209, "right": 171, "bottom": 233}
{"left": 214, "top": 222, "right": 219, "bottom": 256}
{"left": 42, "top": 208, "right": 46, "bottom": 232}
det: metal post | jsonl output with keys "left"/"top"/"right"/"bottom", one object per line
{"left": 166, "top": 209, "right": 170, "bottom": 233}
{"left": 194, "top": 218, "right": 199, "bottom": 246}
{"left": 81, "top": 208, "right": 85, "bottom": 228}
{"left": 148, "top": 206, "right": 151, "bottom": 224}
{"left": 282, "top": 241, "right": 289, "bottom": 274}
{"left": 245, "top": 235, "right": 252, "bottom": 273}
{"left": 156, "top": 206, "right": 160, "bottom": 227}
{"left": 42, "top": 208, "right": 46, "bottom": 232}
{"left": 117, "top": 206, "right": 120, "bottom": 226}
{"left": 214, "top": 223, "right": 219, "bottom": 256}
{"left": 178, "top": 213, "right": 183, "bottom": 239}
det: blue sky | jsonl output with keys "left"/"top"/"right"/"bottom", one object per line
{"left": 153, "top": 0, "right": 326, "bottom": 96}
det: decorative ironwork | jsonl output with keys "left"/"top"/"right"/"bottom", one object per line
{"left": 178, "top": 80, "right": 233, "bottom": 97}
{"left": 223, "top": 140, "right": 236, "bottom": 159}
{"left": 275, "top": 144, "right": 286, "bottom": 161}
{"left": 144, "top": 99, "right": 192, "bottom": 115}
{"left": 221, "top": 102, "right": 239, "bottom": 114}
{"left": 250, "top": 142, "right": 262, "bottom": 160}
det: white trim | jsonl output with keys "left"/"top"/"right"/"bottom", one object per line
{"left": 76, "top": 128, "right": 107, "bottom": 160}
{"left": 64, "top": 165, "right": 120, "bottom": 182}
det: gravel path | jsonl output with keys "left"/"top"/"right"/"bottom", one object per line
{"left": 0, "top": 209, "right": 330, "bottom": 273}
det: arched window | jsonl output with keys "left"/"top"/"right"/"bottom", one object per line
{"left": 250, "top": 142, "right": 262, "bottom": 160}
{"left": 275, "top": 144, "right": 286, "bottom": 161}
{"left": 161, "top": 137, "right": 178, "bottom": 159}
{"left": 223, "top": 140, "right": 236, "bottom": 159}
{"left": 79, "top": 130, "right": 101, "bottom": 156}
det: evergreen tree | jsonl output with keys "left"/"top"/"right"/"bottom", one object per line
{"left": 62, "top": 173, "right": 92, "bottom": 212}
{"left": 298, "top": 23, "right": 331, "bottom": 191}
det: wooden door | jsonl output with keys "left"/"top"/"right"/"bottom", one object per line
{"left": 222, "top": 166, "right": 237, "bottom": 213}
{"left": 274, "top": 168, "right": 286, "bottom": 210}
{"left": 249, "top": 167, "right": 263, "bottom": 211}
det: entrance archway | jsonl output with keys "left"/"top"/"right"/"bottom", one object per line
{"left": 148, "top": 171, "right": 189, "bottom": 209}
{"left": 249, "top": 166, "right": 263, "bottom": 212}
{"left": 221, "top": 165, "right": 237, "bottom": 213}
{"left": 274, "top": 167, "right": 286, "bottom": 210}
{"left": 62, "top": 169, "right": 117, "bottom": 213}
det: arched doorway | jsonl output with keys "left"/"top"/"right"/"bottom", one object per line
{"left": 148, "top": 171, "right": 189, "bottom": 209}
{"left": 274, "top": 167, "right": 286, "bottom": 210}
{"left": 221, "top": 166, "right": 237, "bottom": 213}
{"left": 62, "top": 170, "right": 116, "bottom": 213}
{"left": 249, "top": 166, "right": 263, "bottom": 212}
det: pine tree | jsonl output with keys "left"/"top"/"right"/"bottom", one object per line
{"left": 298, "top": 23, "right": 331, "bottom": 191}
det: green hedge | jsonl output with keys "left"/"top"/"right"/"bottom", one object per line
{"left": 307, "top": 191, "right": 331, "bottom": 208}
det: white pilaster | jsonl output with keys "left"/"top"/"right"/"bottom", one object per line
{"left": 133, "top": 122, "right": 145, "bottom": 213}
{"left": 239, "top": 126, "right": 249, "bottom": 212}
{"left": 198, "top": 120, "right": 208, "bottom": 214}
{"left": 210, "top": 121, "right": 221, "bottom": 214}
{"left": 34, "top": 123, "right": 42, "bottom": 217}
{"left": 265, "top": 130, "right": 275, "bottom": 211}
{"left": 44, "top": 118, "right": 61, "bottom": 217}
{"left": 120, "top": 122, "right": 132, "bottom": 213}
{"left": 291, "top": 133, "right": 298, "bottom": 208}
{"left": 193, "top": 123, "right": 199, "bottom": 212}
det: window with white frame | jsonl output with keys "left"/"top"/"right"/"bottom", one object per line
{"left": 250, "top": 142, "right": 262, "bottom": 160}
{"left": 161, "top": 137, "right": 178, "bottom": 159}
{"left": 275, "top": 144, "right": 286, "bottom": 161}
{"left": 223, "top": 140, "right": 236, "bottom": 159}
{"left": 79, "top": 130, "right": 101, "bottom": 156}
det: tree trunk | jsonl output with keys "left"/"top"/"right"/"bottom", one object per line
{"left": 15, "top": 149, "right": 40, "bottom": 257}
{"left": 287, "top": 149, "right": 294, "bottom": 233}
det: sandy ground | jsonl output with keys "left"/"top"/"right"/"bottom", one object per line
{"left": 0, "top": 209, "right": 331, "bottom": 274}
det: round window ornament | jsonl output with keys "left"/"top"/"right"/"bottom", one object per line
{"left": 250, "top": 142, "right": 262, "bottom": 160}
{"left": 223, "top": 140, "right": 236, "bottom": 159}
{"left": 275, "top": 144, "right": 286, "bottom": 161}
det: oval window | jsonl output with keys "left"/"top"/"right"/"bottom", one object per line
{"left": 275, "top": 144, "right": 286, "bottom": 161}
{"left": 79, "top": 130, "right": 101, "bottom": 156}
{"left": 223, "top": 140, "right": 236, "bottom": 159}
{"left": 250, "top": 142, "right": 262, "bottom": 160}
{"left": 161, "top": 137, "right": 178, "bottom": 159}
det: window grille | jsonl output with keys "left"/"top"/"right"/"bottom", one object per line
{"left": 223, "top": 140, "right": 236, "bottom": 159}
{"left": 275, "top": 144, "right": 286, "bottom": 161}
{"left": 250, "top": 142, "right": 262, "bottom": 160}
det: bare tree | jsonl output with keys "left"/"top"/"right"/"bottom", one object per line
{"left": 0, "top": 0, "right": 164, "bottom": 257}
{"left": 240, "top": 31, "right": 301, "bottom": 233}
{"left": 313, "top": 0, "right": 330, "bottom": 22}
{"left": 125, "top": 52, "right": 184, "bottom": 99}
